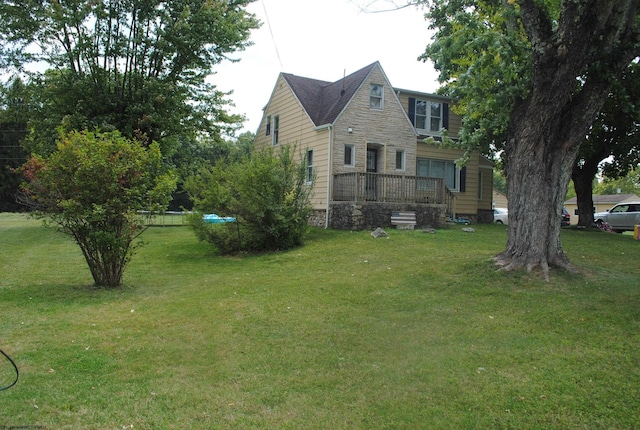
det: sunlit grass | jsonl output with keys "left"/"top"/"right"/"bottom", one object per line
{"left": 1, "top": 213, "right": 639, "bottom": 429}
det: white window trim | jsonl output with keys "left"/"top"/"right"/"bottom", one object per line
{"left": 272, "top": 115, "right": 280, "bottom": 146}
{"left": 416, "top": 157, "right": 460, "bottom": 192}
{"left": 413, "top": 99, "right": 442, "bottom": 134}
{"left": 370, "top": 84, "right": 384, "bottom": 110}
{"left": 344, "top": 144, "right": 355, "bottom": 167}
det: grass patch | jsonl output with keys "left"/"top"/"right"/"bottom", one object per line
{"left": 1, "top": 214, "right": 639, "bottom": 429}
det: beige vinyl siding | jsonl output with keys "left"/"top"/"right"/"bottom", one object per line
{"left": 415, "top": 143, "right": 486, "bottom": 215}
{"left": 493, "top": 189, "right": 508, "bottom": 208}
{"left": 254, "top": 75, "right": 330, "bottom": 210}
{"left": 478, "top": 157, "right": 494, "bottom": 211}
{"left": 444, "top": 102, "right": 462, "bottom": 138}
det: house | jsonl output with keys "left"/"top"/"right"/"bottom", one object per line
{"left": 253, "top": 61, "right": 494, "bottom": 230}
{"left": 493, "top": 189, "right": 508, "bottom": 209}
{"left": 564, "top": 193, "right": 640, "bottom": 225}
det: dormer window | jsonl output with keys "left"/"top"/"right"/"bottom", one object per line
{"left": 430, "top": 102, "right": 442, "bottom": 131}
{"left": 409, "top": 98, "right": 447, "bottom": 133}
{"left": 370, "top": 84, "right": 383, "bottom": 110}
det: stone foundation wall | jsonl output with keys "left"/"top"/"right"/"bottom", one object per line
{"left": 308, "top": 210, "right": 327, "bottom": 228}
{"left": 329, "top": 202, "right": 447, "bottom": 231}
{"left": 309, "top": 204, "right": 491, "bottom": 230}
{"left": 477, "top": 208, "right": 494, "bottom": 224}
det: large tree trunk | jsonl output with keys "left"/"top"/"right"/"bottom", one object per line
{"left": 572, "top": 160, "right": 599, "bottom": 227}
{"left": 495, "top": 100, "right": 579, "bottom": 279}
{"left": 494, "top": 0, "right": 639, "bottom": 279}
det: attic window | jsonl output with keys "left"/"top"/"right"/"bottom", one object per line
{"left": 370, "top": 84, "right": 383, "bottom": 110}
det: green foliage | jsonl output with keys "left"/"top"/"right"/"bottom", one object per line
{"left": 590, "top": 62, "right": 640, "bottom": 180}
{"left": 493, "top": 169, "right": 507, "bottom": 195}
{"left": 0, "top": 77, "right": 30, "bottom": 211}
{"left": 167, "top": 131, "right": 255, "bottom": 211}
{"left": 594, "top": 169, "right": 640, "bottom": 195}
{"left": 421, "top": 0, "right": 532, "bottom": 156}
{"left": 20, "top": 130, "right": 176, "bottom": 287}
{"left": 0, "top": 0, "right": 260, "bottom": 154}
{"left": 185, "top": 145, "right": 314, "bottom": 253}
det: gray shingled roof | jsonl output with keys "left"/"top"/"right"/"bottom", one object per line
{"left": 564, "top": 193, "right": 640, "bottom": 204}
{"left": 282, "top": 62, "right": 378, "bottom": 127}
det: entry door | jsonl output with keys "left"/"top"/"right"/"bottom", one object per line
{"left": 366, "top": 149, "right": 378, "bottom": 200}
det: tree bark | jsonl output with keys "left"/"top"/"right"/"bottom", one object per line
{"left": 494, "top": 0, "right": 640, "bottom": 279}
{"left": 572, "top": 159, "right": 600, "bottom": 227}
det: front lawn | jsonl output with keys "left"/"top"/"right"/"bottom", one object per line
{"left": 1, "top": 214, "right": 639, "bottom": 429}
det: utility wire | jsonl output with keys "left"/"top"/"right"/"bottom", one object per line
{"left": 261, "top": 0, "right": 284, "bottom": 70}
{"left": 0, "top": 348, "right": 19, "bottom": 391}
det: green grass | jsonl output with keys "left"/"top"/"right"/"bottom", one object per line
{"left": 1, "top": 212, "right": 639, "bottom": 429}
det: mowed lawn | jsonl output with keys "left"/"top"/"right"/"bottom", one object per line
{"left": 1, "top": 213, "right": 639, "bottom": 429}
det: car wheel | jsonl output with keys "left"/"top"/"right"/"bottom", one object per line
{"left": 495, "top": 220, "right": 503, "bottom": 224}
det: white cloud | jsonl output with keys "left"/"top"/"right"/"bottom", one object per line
{"left": 211, "top": 0, "right": 441, "bottom": 136}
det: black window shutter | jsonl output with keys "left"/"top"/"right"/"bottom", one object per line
{"left": 408, "top": 97, "right": 415, "bottom": 126}
{"left": 459, "top": 166, "right": 466, "bottom": 192}
{"left": 443, "top": 103, "right": 449, "bottom": 130}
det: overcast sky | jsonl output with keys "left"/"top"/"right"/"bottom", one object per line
{"left": 212, "top": 0, "right": 441, "bottom": 136}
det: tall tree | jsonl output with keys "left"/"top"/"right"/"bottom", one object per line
{"left": 572, "top": 62, "right": 640, "bottom": 227}
{"left": 0, "top": 77, "right": 30, "bottom": 211}
{"left": 0, "top": 0, "right": 259, "bottom": 154}
{"left": 419, "top": 0, "right": 640, "bottom": 279}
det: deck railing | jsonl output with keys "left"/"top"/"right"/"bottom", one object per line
{"left": 332, "top": 172, "right": 455, "bottom": 214}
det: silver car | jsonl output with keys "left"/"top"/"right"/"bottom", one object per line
{"left": 493, "top": 208, "right": 508, "bottom": 224}
{"left": 594, "top": 201, "right": 640, "bottom": 232}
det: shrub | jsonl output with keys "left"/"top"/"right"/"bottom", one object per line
{"left": 185, "top": 145, "right": 314, "bottom": 253}
{"left": 20, "top": 130, "right": 176, "bottom": 287}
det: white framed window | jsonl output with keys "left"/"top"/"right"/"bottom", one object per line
{"left": 411, "top": 99, "right": 442, "bottom": 132}
{"left": 370, "top": 84, "right": 383, "bottom": 110}
{"left": 265, "top": 115, "right": 271, "bottom": 136}
{"left": 430, "top": 102, "right": 442, "bottom": 131}
{"left": 306, "top": 149, "right": 314, "bottom": 184}
{"left": 272, "top": 115, "right": 280, "bottom": 145}
{"left": 395, "top": 150, "right": 405, "bottom": 171}
{"left": 417, "top": 158, "right": 459, "bottom": 191}
{"left": 344, "top": 144, "right": 355, "bottom": 167}
{"left": 414, "top": 100, "right": 427, "bottom": 129}
{"left": 478, "top": 171, "right": 483, "bottom": 200}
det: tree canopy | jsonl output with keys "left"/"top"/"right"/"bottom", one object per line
{"left": 572, "top": 61, "right": 640, "bottom": 225}
{"left": 0, "top": 0, "right": 260, "bottom": 154}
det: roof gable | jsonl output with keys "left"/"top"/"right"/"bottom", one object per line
{"left": 282, "top": 62, "right": 378, "bottom": 127}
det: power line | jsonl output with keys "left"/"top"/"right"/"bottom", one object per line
{"left": 261, "top": 0, "right": 284, "bottom": 71}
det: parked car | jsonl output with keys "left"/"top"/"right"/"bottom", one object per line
{"left": 593, "top": 201, "right": 640, "bottom": 232}
{"left": 561, "top": 207, "right": 571, "bottom": 227}
{"left": 493, "top": 208, "right": 508, "bottom": 224}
